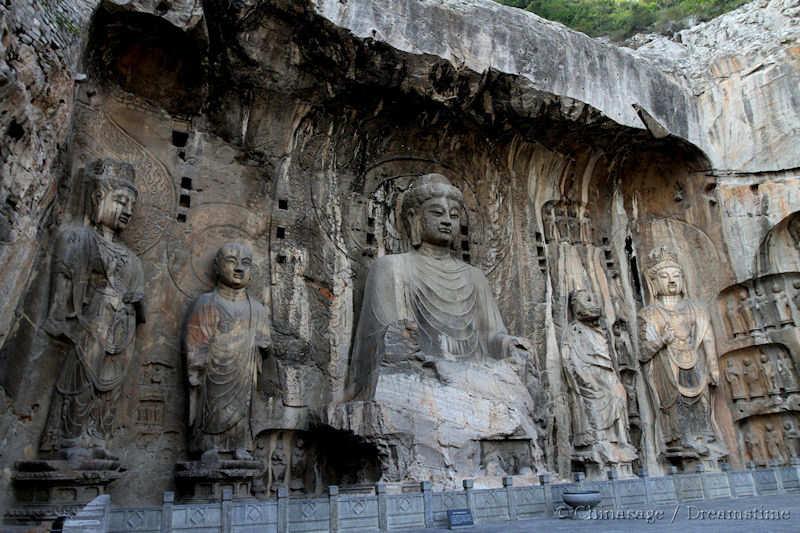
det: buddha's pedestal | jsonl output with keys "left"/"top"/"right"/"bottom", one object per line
{"left": 8, "top": 459, "right": 122, "bottom": 523}
{"left": 571, "top": 443, "right": 636, "bottom": 480}
{"left": 332, "top": 355, "right": 544, "bottom": 486}
{"left": 175, "top": 458, "right": 265, "bottom": 501}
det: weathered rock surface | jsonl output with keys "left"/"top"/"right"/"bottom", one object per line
{"left": 0, "top": 0, "right": 798, "bottom": 521}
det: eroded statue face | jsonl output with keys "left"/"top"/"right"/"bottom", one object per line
{"left": 572, "top": 290, "right": 601, "bottom": 322}
{"left": 419, "top": 196, "right": 461, "bottom": 247}
{"left": 95, "top": 187, "right": 136, "bottom": 232}
{"left": 216, "top": 244, "right": 253, "bottom": 289}
{"left": 654, "top": 266, "right": 684, "bottom": 297}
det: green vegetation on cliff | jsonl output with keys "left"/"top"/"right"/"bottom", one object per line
{"left": 495, "top": 0, "right": 748, "bottom": 40}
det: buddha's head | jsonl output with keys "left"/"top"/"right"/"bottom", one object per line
{"left": 87, "top": 159, "right": 138, "bottom": 233}
{"left": 645, "top": 247, "right": 685, "bottom": 299}
{"left": 569, "top": 289, "right": 601, "bottom": 323}
{"left": 402, "top": 173, "right": 464, "bottom": 249}
{"left": 214, "top": 242, "right": 253, "bottom": 290}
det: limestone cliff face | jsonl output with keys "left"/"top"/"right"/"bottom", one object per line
{"left": 630, "top": 0, "right": 800, "bottom": 173}
{"left": 0, "top": 0, "right": 798, "bottom": 510}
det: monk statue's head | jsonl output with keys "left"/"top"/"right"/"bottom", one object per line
{"left": 214, "top": 242, "right": 253, "bottom": 290}
{"left": 645, "top": 247, "right": 685, "bottom": 299}
{"left": 569, "top": 289, "right": 601, "bottom": 323}
{"left": 86, "top": 159, "right": 138, "bottom": 232}
{"left": 401, "top": 173, "right": 464, "bottom": 248}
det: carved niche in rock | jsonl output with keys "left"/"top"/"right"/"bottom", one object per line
{"left": 718, "top": 274, "right": 800, "bottom": 346}
{"left": 562, "top": 290, "right": 637, "bottom": 478}
{"left": 13, "top": 160, "right": 145, "bottom": 517}
{"left": 741, "top": 414, "right": 800, "bottom": 467}
{"left": 638, "top": 248, "right": 727, "bottom": 469}
{"left": 541, "top": 199, "right": 593, "bottom": 245}
{"left": 176, "top": 242, "right": 271, "bottom": 500}
{"left": 334, "top": 174, "right": 543, "bottom": 484}
{"left": 722, "top": 344, "right": 800, "bottom": 423}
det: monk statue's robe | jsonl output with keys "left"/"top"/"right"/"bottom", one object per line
{"left": 347, "top": 250, "right": 513, "bottom": 400}
{"left": 563, "top": 320, "right": 628, "bottom": 447}
{"left": 184, "top": 290, "right": 270, "bottom": 455}
{"left": 41, "top": 224, "right": 145, "bottom": 452}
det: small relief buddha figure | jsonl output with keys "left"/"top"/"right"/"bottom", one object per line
{"left": 638, "top": 248, "right": 725, "bottom": 463}
{"left": 760, "top": 353, "right": 779, "bottom": 395}
{"left": 764, "top": 423, "right": 786, "bottom": 465}
{"left": 40, "top": 159, "right": 145, "bottom": 462}
{"left": 771, "top": 282, "right": 793, "bottom": 327}
{"left": 742, "top": 358, "right": 766, "bottom": 399}
{"left": 184, "top": 243, "right": 271, "bottom": 461}
{"left": 745, "top": 429, "right": 767, "bottom": 466}
{"left": 346, "top": 174, "right": 532, "bottom": 399}
{"left": 725, "top": 359, "right": 747, "bottom": 401}
{"left": 782, "top": 417, "right": 800, "bottom": 459}
{"left": 776, "top": 353, "right": 800, "bottom": 392}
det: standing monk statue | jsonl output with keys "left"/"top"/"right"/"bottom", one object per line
{"left": 41, "top": 159, "right": 145, "bottom": 461}
{"left": 563, "top": 290, "right": 636, "bottom": 475}
{"left": 638, "top": 248, "right": 726, "bottom": 466}
{"left": 184, "top": 242, "right": 270, "bottom": 461}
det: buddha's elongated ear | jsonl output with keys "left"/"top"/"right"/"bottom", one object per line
{"left": 406, "top": 208, "right": 422, "bottom": 248}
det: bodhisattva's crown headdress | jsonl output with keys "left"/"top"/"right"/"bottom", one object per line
{"left": 646, "top": 247, "right": 681, "bottom": 278}
{"left": 644, "top": 247, "right": 685, "bottom": 299}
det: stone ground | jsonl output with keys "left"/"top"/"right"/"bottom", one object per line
{"left": 407, "top": 494, "right": 800, "bottom": 532}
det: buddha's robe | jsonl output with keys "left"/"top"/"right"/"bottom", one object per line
{"left": 347, "top": 251, "right": 511, "bottom": 399}
{"left": 639, "top": 300, "right": 718, "bottom": 448}
{"left": 562, "top": 321, "right": 627, "bottom": 447}
{"left": 185, "top": 290, "right": 270, "bottom": 454}
{"left": 41, "top": 225, "right": 145, "bottom": 451}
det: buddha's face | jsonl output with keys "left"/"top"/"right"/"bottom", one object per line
{"left": 216, "top": 244, "right": 253, "bottom": 289}
{"left": 418, "top": 196, "right": 461, "bottom": 247}
{"left": 654, "top": 266, "right": 684, "bottom": 297}
{"left": 94, "top": 186, "right": 136, "bottom": 232}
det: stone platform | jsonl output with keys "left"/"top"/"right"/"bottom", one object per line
{"left": 175, "top": 459, "right": 266, "bottom": 501}
{"left": 7, "top": 459, "right": 122, "bottom": 523}
{"left": 49, "top": 465, "right": 800, "bottom": 532}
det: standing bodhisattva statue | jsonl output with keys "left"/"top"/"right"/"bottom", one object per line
{"left": 41, "top": 159, "right": 145, "bottom": 460}
{"left": 347, "top": 173, "right": 531, "bottom": 399}
{"left": 184, "top": 242, "right": 270, "bottom": 461}
{"left": 638, "top": 248, "right": 726, "bottom": 464}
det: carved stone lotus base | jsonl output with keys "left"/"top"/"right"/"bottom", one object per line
{"left": 8, "top": 459, "right": 122, "bottom": 523}
{"left": 175, "top": 459, "right": 266, "bottom": 501}
{"left": 331, "top": 356, "right": 543, "bottom": 487}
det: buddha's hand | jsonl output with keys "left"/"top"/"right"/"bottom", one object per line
{"left": 710, "top": 368, "right": 719, "bottom": 386}
{"left": 662, "top": 325, "right": 675, "bottom": 346}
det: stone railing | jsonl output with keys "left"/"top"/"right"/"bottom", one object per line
{"left": 65, "top": 465, "right": 800, "bottom": 532}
